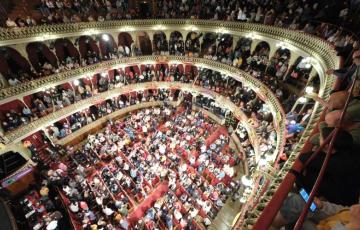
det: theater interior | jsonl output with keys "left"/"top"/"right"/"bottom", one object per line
{"left": 0, "top": 0, "right": 360, "bottom": 230}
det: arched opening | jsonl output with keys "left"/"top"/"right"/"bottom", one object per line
{"left": 169, "top": 31, "right": 184, "bottom": 55}
{"left": 0, "top": 47, "right": 33, "bottom": 83}
{"left": 135, "top": 31, "right": 152, "bottom": 55}
{"left": 185, "top": 31, "right": 202, "bottom": 56}
{"left": 77, "top": 36, "right": 100, "bottom": 61}
{"left": 155, "top": 63, "right": 169, "bottom": 80}
{"left": 118, "top": 32, "right": 133, "bottom": 57}
{"left": 139, "top": 64, "right": 155, "bottom": 82}
{"left": 201, "top": 32, "right": 217, "bottom": 57}
{"left": 169, "top": 64, "right": 184, "bottom": 81}
{"left": 23, "top": 82, "right": 74, "bottom": 117}
{"left": 71, "top": 77, "right": 93, "bottom": 100}
{"left": 98, "top": 33, "right": 117, "bottom": 59}
{"left": 26, "top": 42, "right": 58, "bottom": 73}
{"left": 234, "top": 37, "right": 252, "bottom": 68}
{"left": 66, "top": 110, "right": 89, "bottom": 133}
{"left": 92, "top": 72, "right": 109, "bottom": 93}
{"left": 46, "top": 118, "right": 71, "bottom": 140}
{"left": 217, "top": 34, "right": 233, "bottom": 61}
{"left": 54, "top": 38, "right": 80, "bottom": 63}
{"left": 285, "top": 56, "right": 314, "bottom": 90}
{"left": 249, "top": 41, "right": 271, "bottom": 71}
{"left": 267, "top": 47, "right": 291, "bottom": 79}
{"left": 0, "top": 99, "right": 29, "bottom": 132}
{"left": 253, "top": 41, "right": 271, "bottom": 57}
{"left": 153, "top": 31, "right": 168, "bottom": 54}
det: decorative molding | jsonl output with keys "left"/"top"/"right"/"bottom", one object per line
{"left": 4, "top": 82, "right": 268, "bottom": 159}
{"left": 2, "top": 56, "right": 286, "bottom": 163}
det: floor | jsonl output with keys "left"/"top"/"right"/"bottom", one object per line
{"left": 208, "top": 140, "right": 245, "bottom": 230}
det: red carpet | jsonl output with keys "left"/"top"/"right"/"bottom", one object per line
{"left": 205, "top": 126, "right": 228, "bottom": 146}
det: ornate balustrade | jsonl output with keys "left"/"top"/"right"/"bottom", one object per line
{"left": 0, "top": 20, "right": 338, "bottom": 80}
{"left": 4, "top": 82, "right": 264, "bottom": 152}
{"left": 1, "top": 56, "right": 285, "bottom": 161}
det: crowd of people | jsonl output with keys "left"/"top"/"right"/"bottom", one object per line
{"left": 2, "top": 1, "right": 360, "bottom": 228}
{"left": 9, "top": 185, "right": 68, "bottom": 230}
{"left": 28, "top": 101, "right": 243, "bottom": 229}
{"left": 3, "top": 0, "right": 359, "bottom": 36}
{"left": 3, "top": 0, "right": 359, "bottom": 73}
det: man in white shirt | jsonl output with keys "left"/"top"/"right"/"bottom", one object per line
{"left": 103, "top": 206, "right": 114, "bottom": 216}
{"left": 8, "top": 77, "right": 21, "bottom": 86}
{"left": 69, "top": 202, "right": 79, "bottom": 213}
{"left": 6, "top": 18, "right": 17, "bottom": 28}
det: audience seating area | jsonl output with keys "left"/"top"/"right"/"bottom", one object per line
{"left": 0, "top": 0, "right": 360, "bottom": 229}
{"left": 26, "top": 102, "right": 243, "bottom": 230}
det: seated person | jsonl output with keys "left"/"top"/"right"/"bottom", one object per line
{"left": 272, "top": 193, "right": 360, "bottom": 230}
{"left": 298, "top": 127, "right": 360, "bottom": 206}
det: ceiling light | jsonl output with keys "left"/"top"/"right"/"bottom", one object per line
{"left": 102, "top": 34, "right": 110, "bottom": 41}
{"left": 73, "top": 79, "right": 80, "bottom": 86}
{"left": 299, "top": 97, "right": 307, "bottom": 103}
{"left": 305, "top": 86, "right": 314, "bottom": 94}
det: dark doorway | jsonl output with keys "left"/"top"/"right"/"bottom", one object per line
{"left": 139, "top": 1, "right": 152, "bottom": 18}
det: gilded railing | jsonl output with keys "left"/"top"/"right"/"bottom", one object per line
{"left": 4, "top": 81, "right": 262, "bottom": 148}
{"left": 0, "top": 56, "right": 285, "bottom": 161}
{"left": 0, "top": 20, "right": 337, "bottom": 70}
{"left": 55, "top": 101, "right": 166, "bottom": 146}
{"left": 0, "top": 55, "right": 288, "bottom": 105}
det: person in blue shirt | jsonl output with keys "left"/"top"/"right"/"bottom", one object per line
{"left": 287, "top": 121, "right": 304, "bottom": 135}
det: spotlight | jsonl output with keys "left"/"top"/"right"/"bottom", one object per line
{"left": 305, "top": 86, "right": 314, "bottom": 94}
{"left": 102, "top": 34, "right": 110, "bottom": 41}
{"left": 73, "top": 79, "right": 80, "bottom": 86}
{"left": 299, "top": 96, "right": 307, "bottom": 103}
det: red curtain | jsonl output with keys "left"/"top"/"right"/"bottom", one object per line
{"left": 26, "top": 44, "right": 40, "bottom": 71}
{"left": 156, "top": 63, "right": 169, "bottom": 71}
{"left": 55, "top": 39, "right": 80, "bottom": 62}
{"left": 125, "top": 65, "right": 140, "bottom": 74}
{"left": 0, "top": 100, "right": 26, "bottom": 120}
{"left": 118, "top": 32, "right": 133, "bottom": 48}
{"left": 0, "top": 55, "right": 10, "bottom": 77}
{"left": 0, "top": 47, "right": 31, "bottom": 77}
{"left": 26, "top": 42, "right": 58, "bottom": 72}
{"left": 185, "top": 65, "right": 198, "bottom": 74}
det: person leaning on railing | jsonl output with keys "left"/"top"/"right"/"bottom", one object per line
{"left": 271, "top": 126, "right": 360, "bottom": 229}
{"left": 306, "top": 50, "right": 360, "bottom": 146}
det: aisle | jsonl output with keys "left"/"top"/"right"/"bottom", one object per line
{"left": 128, "top": 181, "right": 169, "bottom": 222}
{"left": 205, "top": 126, "right": 228, "bottom": 146}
